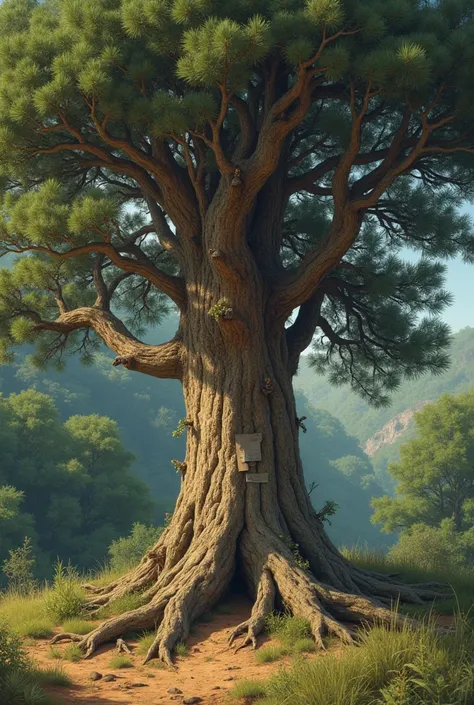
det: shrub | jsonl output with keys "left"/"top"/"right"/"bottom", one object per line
{"left": 0, "top": 622, "right": 51, "bottom": 705}
{"left": 44, "top": 561, "right": 85, "bottom": 622}
{"left": 2, "top": 537, "right": 37, "bottom": 595}
{"left": 388, "top": 522, "right": 465, "bottom": 573}
{"left": 108, "top": 523, "right": 163, "bottom": 573}
{"left": 0, "top": 622, "right": 27, "bottom": 682}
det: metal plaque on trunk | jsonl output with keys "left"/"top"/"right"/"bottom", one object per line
{"left": 235, "top": 433, "right": 262, "bottom": 472}
{"left": 246, "top": 473, "right": 268, "bottom": 483}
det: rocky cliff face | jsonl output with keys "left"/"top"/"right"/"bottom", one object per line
{"left": 363, "top": 400, "right": 432, "bottom": 456}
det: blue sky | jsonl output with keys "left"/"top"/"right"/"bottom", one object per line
{"left": 438, "top": 256, "right": 473, "bottom": 332}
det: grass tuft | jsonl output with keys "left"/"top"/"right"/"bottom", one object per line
{"left": 47, "top": 647, "right": 62, "bottom": 660}
{"left": 293, "top": 637, "right": 317, "bottom": 654}
{"left": 265, "top": 613, "right": 311, "bottom": 644}
{"left": 18, "top": 619, "right": 55, "bottom": 639}
{"left": 35, "top": 665, "right": 72, "bottom": 687}
{"left": 229, "top": 679, "right": 267, "bottom": 699}
{"left": 136, "top": 631, "right": 155, "bottom": 655}
{"left": 60, "top": 619, "right": 92, "bottom": 635}
{"left": 63, "top": 644, "right": 82, "bottom": 663}
{"left": 255, "top": 644, "right": 289, "bottom": 664}
{"left": 174, "top": 641, "right": 189, "bottom": 657}
{"left": 109, "top": 655, "right": 133, "bottom": 669}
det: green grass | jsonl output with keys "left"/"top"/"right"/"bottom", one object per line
{"left": 174, "top": 641, "right": 189, "bottom": 657}
{"left": 293, "top": 638, "right": 317, "bottom": 654}
{"left": 260, "top": 614, "right": 474, "bottom": 705}
{"left": 63, "top": 644, "right": 82, "bottom": 662}
{"left": 341, "top": 545, "right": 474, "bottom": 615}
{"left": 34, "top": 665, "right": 72, "bottom": 687}
{"left": 229, "top": 679, "right": 267, "bottom": 700}
{"left": 265, "top": 613, "right": 311, "bottom": 644}
{"left": 136, "top": 631, "right": 155, "bottom": 655}
{"left": 255, "top": 644, "right": 290, "bottom": 664}
{"left": 60, "top": 618, "right": 92, "bottom": 635}
{"left": 0, "top": 592, "right": 53, "bottom": 633}
{"left": 108, "top": 655, "right": 133, "bottom": 669}
{"left": 1, "top": 670, "right": 51, "bottom": 705}
{"left": 18, "top": 618, "right": 55, "bottom": 640}
{"left": 47, "top": 647, "right": 62, "bottom": 660}
{"left": 97, "top": 593, "right": 146, "bottom": 618}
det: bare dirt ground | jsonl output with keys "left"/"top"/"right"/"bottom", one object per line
{"left": 26, "top": 596, "right": 327, "bottom": 705}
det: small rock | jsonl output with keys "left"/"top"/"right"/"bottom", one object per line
{"left": 192, "top": 647, "right": 201, "bottom": 653}
{"left": 168, "top": 688, "right": 183, "bottom": 694}
{"left": 226, "top": 666, "right": 241, "bottom": 670}
{"left": 129, "top": 683, "right": 147, "bottom": 688}
{"left": 170, "top": 697, "right": 183, "bottom": 702}
{"left": 212, "top": 686, "right": 221, "bottom": 690}
{"left": 102, "top": 674, "right": 116, "bottom": 682}
{"left": 88, "top": 672, "right": 102, "bottom": 681}
{"left": 223, "top": 676, "right": 233, "bottom": 681}
{"left": 183, "top": 698, "right": 202, "bottom": 705}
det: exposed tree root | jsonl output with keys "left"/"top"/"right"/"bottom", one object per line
{"left": 54, "top": 525, "right": 452, "bottom": 667}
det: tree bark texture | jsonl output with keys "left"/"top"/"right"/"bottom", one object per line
{"left": 52, "top": 217, "right": 448, "bottom": 666}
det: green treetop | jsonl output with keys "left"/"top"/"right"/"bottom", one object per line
{"left": 372, "top": 392, "right": 474, "bottom": 534}
{"left": 0, "top": 0, "right": 474, "bottom": 402}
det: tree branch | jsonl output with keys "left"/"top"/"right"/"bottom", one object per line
{"left": 5, "top": 241, "right": 186, "bottom": 309}
{"left": 286, "top": 290, "right": 324, "bottom": 376}
{"left": 33, "top": 308, "right": 183, "bottom": 380}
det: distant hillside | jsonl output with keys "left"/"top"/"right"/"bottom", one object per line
{"left": 295, "top": 326, "right": 474, "bottom": 445}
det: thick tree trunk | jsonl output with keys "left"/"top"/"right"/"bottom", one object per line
{"left": 53, "top": 246, "right": 448, "bottom": 666}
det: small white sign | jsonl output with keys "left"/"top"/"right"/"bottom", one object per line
{"left": 235, "top": 433, "right": 262, "bottom": 471}
{"left": 246, "top": 473, "right": 268, "bottom": 484}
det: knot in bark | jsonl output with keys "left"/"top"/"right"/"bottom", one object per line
{"left": 261, "top": 377, "right": 275, "bottom": 395}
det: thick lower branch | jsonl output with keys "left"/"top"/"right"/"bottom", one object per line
{"left": 35, "top": 308, "right": 183, "bottom": 379}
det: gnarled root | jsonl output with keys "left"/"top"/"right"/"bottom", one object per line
{"left": 229, "top": 568, "right": 276, "bottom": 651}
{"left": 52, "top": 525, "right": 453, "bottom": 667}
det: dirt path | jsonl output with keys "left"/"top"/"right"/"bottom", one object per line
{"left": 27, "top": 597, "right": 321, "bottom": 705}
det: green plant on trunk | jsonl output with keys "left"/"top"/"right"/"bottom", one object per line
{"left": 2, "top": 0, "right": 474, "bottom": 670}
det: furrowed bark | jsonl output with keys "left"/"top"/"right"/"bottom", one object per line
{"left": 55, "top": 247, "right": 450, "bottom": 666}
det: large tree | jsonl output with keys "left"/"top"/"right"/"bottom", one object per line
{"left": 1, "top": 0, "right": 474, "bottom": 665}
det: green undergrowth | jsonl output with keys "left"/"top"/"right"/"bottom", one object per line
{"left": 255, "top": 613, "right": 316, "bottom": 664}
{"left": 1, "top": 621, "right": 71, "bottom": 705}
{"left": 342, "top": 545, "right": 474, "bottom": 615}
{"left": 63, "top": 644, "right": 82, "bottom": 662}
{"left": 230, "top": 614, "right": 474, "bottom": 705}
{"left": 60, "top": 619, "right": 93, "bottom": 635}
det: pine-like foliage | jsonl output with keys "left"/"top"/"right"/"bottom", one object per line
{"left": 0, "top": 0, "right": 474, "bottom": 401}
